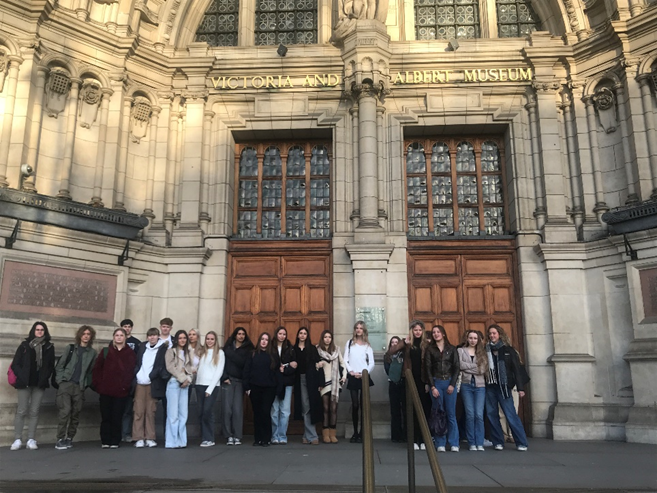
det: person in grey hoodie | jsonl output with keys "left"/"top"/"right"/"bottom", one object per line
{"left": 132, "top": 328, "right": 164, "bottom": 448}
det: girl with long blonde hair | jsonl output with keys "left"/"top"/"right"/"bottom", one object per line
{"left": 344, "top": 321, "right": 374, "bottom": 443}
{"left": 195, "top": 331, "right": 225, "bottom": 447}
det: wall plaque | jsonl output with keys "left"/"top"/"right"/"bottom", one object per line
{"left": 639, "top": 267, "right": 657, "bottom": 322}
{"left": 0, "top": 261, "right": 117, "bottom": 321}
{"left": 355, "top": 307, "right": 386, "bottom": 351}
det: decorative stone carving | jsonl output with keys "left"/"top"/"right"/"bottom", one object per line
{"left": 532, "top": 81, "right": 561, "bottom": 93}
{"left": 332, "top": 0, "right": 389, "bottom": 43}
{"left": 346, "top": 80, "right": 389, "bottom": 103}
{"left": 0, "top": 50, "right": 7, "bottom": 93}
{"left": 130, "top": 96, "right": 152, "bottom": 143}
{"left": 592, "top": 86, "right": 617, "bottom": 133}
{"left": 45, "top": 69, "right": 72, "bottom": 118}
{"left": 78, "top": 80, "right": 102, "bottom": 129}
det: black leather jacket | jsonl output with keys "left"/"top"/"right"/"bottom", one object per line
{"left": 424, "top": 343, "right": 459, "bottom": 387}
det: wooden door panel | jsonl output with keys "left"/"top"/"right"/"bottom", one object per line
{"left": 307, "top": 285, "right": 328, "bottom": 314}
{"left": 413, "top": 257, "right": 459, "bottom": 276}
{"left": 412, "top": 285, "right": 433, "bottom": 314}
{"left": 232, "top": 286, "right": 255, "bottom": 314}
{"left": 283, "top": 257, "right": 329, "bottom": 277}
{"left": 282, "top": 285, "right": 303, "bottom": 314}
{"left": 464, "top": 285, "right": 486, "bottom": 314}
{"left": 259, "top": 285, "right": 279, "bottom": 315}
{"left": 438, "top": 285, "right": 461, "bottom": 314}
{"left": 491, "top": 284, "right": 513, "bottom": 314}
{"left": 233, "top": 257, "right": 279, "bottom": 278}
{"left": 463, "top": 257, "right": 510, "bottom": 276}
{"left": 439, "top": 320, "right": 463, "bottom": 346}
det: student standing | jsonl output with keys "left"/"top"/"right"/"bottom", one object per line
{"left": 244, "top": 333, "right": 277, "bottom": 447}
{"left": 316, "top": 330, "right": 347, "bottom": 443}
{"left": 132, "top": 327, "right": 165, "bottom": 448}
{"left": 9, "top": 321, "right": 55, "bottom": 451}
{"left": 54, "top": 325, "right": 97, "bottom": 450}
{"left": 425, "top": 325, "right": 460, "bottom": 452}
{"left": 270, "top": 326, "right": 297, "bottom": 445}
{"left": 92, "top": 328, "right": 137, "bottom": 448}
{"left": 164, "top": 330, "right": 195, "bottom": 448}
{"left": 485, "top": 324, "right": 529, "bottom": 451}
{"left": 457, "top": 330, "right": 488, "bottom": 451}
{"left": 293, "top": 327, "right": 322, "bottom": 445}
{"left": 344, "top": 321, "right": 375, "bottom": 443}
{"left": 384, "top": 336, "right": 405, "bottom": 444}
{"left": 221, "top": 327, "right": 253, "bottom": 446}
{"left": 196, "top": 331, "right": 225, "bottom": 447}
{"left": 120, "top": 318, "right": 141, "bottom": 443}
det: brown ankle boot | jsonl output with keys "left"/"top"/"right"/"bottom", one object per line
{"left": 322, "top": 428, "right": 331, "bottom": 444}
{"left": 329, "top": 428, "right": 338, "bottom": 443}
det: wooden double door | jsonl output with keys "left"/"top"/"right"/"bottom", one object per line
{"left": 227, "top": 241, "right": 332, "bottom": 347}
{"left": 407, "top": 240, "right": 523, "bottom": 352}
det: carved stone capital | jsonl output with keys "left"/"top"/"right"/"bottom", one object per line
{"left": 532, "top": 81, "right": 561, "bottom": 93}
{"left": 181, "top": 90, "right": 209, "bottom": 101}
{"left": 347, "top": 80, "right": 389, "bottom": 102}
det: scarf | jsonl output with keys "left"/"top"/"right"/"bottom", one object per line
{"left": 29, "top": 336, "right": 46, "bottom": 370}
{"left": 317, "top": 346, "right": 341, "bottom": 402}
{"left": 486, "top": 340, "right": 509, "bottom": 397}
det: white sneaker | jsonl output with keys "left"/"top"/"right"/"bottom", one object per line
{"left": 484, "top": 439, "right": 493, "bottom": 447}
{"left": 437, "top": 446, "right": 446, "bottom": 452}
{"left": 200, "top": 441, "right": 215, "bottom": 447}
{"left": 227, "top": 437, "right": 234, "bottom": 445}
{"left": 494, "top": 444, "right": 504, "bottom": 451}
{"left": 469, "top": 445, "right": 477, "bottom": 451}
{"left": 413, "top": 443, "right": 420, "bottom": 450}
{"left": 451, "top": 446, "right": 459, "bottom": 452}
{"left": 135, "top": 440, "right": 145, "bottom": 448}
{"left": 517, "top": 445, "right": 528, "bottom": 451}
{"left": 420, "top": 443, "right": 426, "bottom": 450}
{"left": 477, "top": 446, "right": 485, "bottom": 451}
{"left": 145, "top": 440, "right": 157, "bottom": 448}
{"left": 26, "top": 439, "right": 38, "bottom": 450}
{"left": 234, "top": 438, "right": 241, "bottom": 445}
{"left": 10, "top": 439, "right": 22, "bottom": 451}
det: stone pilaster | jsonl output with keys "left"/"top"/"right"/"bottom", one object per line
{"left": 57, "top": 78, "right": 81, "bottom": 200}
{"left": 0, "top": 56, "right": 23, "bottom": 188}
{"left": 21, "top": 65, "right": 48, "bottom": 193}
{"left": 90, "top": 88, "right": 113, "bottom": 207}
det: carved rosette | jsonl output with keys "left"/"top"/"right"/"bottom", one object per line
{"left": 45, "top": 69, "right": 72, "bottom": 118}
{"left": 78, "top": 80, "right": 103, "bottom": 129}
{"left": 130, "top": 96, "right": 152, "bottom": 143}
{"left": 592, "top": 86, "right": 617, "bottom": 133}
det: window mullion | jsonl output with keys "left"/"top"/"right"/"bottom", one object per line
{"left": 305, "top": 143, "right": 311, "bottom": 235}
{"left": 425, "top": 139, "right": 434, "bottom": 235}
{"left": 256, "top": 145, "right": 264, "bottom": 234}
{"left": 281, "top": 145, "right": 289, "bottom": 237}
{"left": 499, "top": 144, "right": 509, "bottom": 234}
{"left": 233, "top": 145, "right": 241, "bottom": 236}
{"left": 450, "top": 139, "right": 459, "bottom": 234}
{"left": 475, "top": 140, "right": 485, "bottom": 234}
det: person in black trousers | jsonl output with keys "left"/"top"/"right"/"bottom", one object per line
{"left": 384, "top": 336, "right": 405, "bottom": 443}
{"left": 243, "top": 333, "right": 277, "bottom": 447}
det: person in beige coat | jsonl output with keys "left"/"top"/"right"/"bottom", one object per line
{"left": 164, "top": 330, "right": 196, "bottom": 448}
{"left": 316, "top": 330, "right": 347, "bottom": 443}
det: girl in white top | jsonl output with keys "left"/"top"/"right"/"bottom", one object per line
{"left": 195, "top": 331, "right": 225, "bottom": 447}
{"left": 344, "top": 320, "right": 375, "bottom": 443}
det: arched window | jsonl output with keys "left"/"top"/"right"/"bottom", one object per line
{"left": 414, "top": 0, "right": 480, "bottom": 40}
{"left": 195, "top": 0, "right": 240, "bottom": 46}
{"left": 496, "top": 0, "right": 540, "bottom": 38}
{"left": 255, "top": 0, "right": 317, "bottom": 46}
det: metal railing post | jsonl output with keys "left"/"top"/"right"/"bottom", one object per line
{"left": 362, "top": 369, "right": 375, "bottom": 493}
{"left": 404, "top": 369, "right": 449, "bottom": 493}
{"left": 406, "top": 377, "right": 416, "bottom": 493}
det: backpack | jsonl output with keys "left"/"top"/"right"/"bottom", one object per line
{"left": 429, "top": 400, "right": 447, "bottom": 437}
{"left": 388, "top": 352, "right": 403, "bottom": 384}
{"left": 51, "top": 344, "right": 75, "bottom": 390}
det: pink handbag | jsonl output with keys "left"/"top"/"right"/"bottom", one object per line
{"left": 7, "top": 365, "right": 17, "bottom": 387}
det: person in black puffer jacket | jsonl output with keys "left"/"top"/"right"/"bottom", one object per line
{"left": 221, "top": 327, "right": 253, "bottom": 446}
{"left": 244, "top": 332, "right": 277, "bottom": 446}
{"left": 9, "top": 321, "right": 56, "bottom": 451}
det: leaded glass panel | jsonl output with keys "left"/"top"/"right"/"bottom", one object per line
{"left": 432, "top": 176, "right": 452, "bottom": 205}
{"left": 456, "top": 141, "right": 475, "bottom": 172}
{"left": 263, "top": 146, "right": 282, "bottom": 176}
{"left": 415, "top": 0, "right": 480, "bottom": 40}
{"left": 481, "top": 141, "right": 500, "bottom": 171}
{"left": 239, "top": 147, "right": 258, "bottom": 177}
{"left": 457, "top": 176, "right": 478, "bottom": 204}
{"left": 255, "top": 0, "right": 317, "bottom": 46}
{"left": 482, "top": 175, "right": 503, "bottom": 204}
{"left": 237, "top": 211, "right": 257, "bottom": 238}
{"left": 433, "top": 208, "right": 454, "bottom": 236}
{"left": 286, "top": 210, "right": 305, "bottom": 237}
{"left": 262, "top": 211, "right": 281, "bottom": 238}
{"left": 310, "top": 179, "right": 330, "bottom": 207}
{"left": 484, "top": 207, "right": 504, "bottom": 235}
{"left": 310, "top": 210, "right": 330, "bottom": 238}
{"left": 311, "top": 146, "right": 330, "bottom": 175}
{"left": 195, "top": 0, "right": 239, "bottom": 47}
{"left": 496, "top": 0, "right": 539, "bottom": 38}
{"left": 287, "top": 146, "right": 306, "bottom": 176}
{"left": 238, "top": 180, "right": 258, "bottom": 207}
{"left": 407, "top": 142, "right": 426, "bottom": 174}
{"left": 262, "top": 180, "right": 282, "bottom": 207}
{"left": 407, "top": 177, "right": 428, "bottom": 206}
{"left": 286, "top": 179, "right": 305, "bottom": 207}
{"left": 431, "top": 143, "right": 450, "bottom": 173}
{"left": 408, "top": 208, "right": 429, "bottom": 237}
{"left": 458, "top": 208, "right": 479, "bottom": 235}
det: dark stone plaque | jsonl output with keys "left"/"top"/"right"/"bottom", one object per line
{"left": 0, "top": 261, "right": 117, "bottom": 321}
{"left": 639, "top": 267, "right": 657, "bottom": 322}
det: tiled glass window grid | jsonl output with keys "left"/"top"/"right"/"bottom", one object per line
{"left": 195, "top": 0, "right": 239, "bottom": 47}
{"left": 404, "top": 138, "right": 506, "bottom": 237}
{"left": 255, "top": 0, "right": 317, "bottom": 46}
{"left": 234, "top": 141, "right": 330, "bottom": 239}
{"left": 496, "top": 0, "right": 539, "bottom": 38}
{"left": 414, "top": 0, "right": 480, "bottom": 40}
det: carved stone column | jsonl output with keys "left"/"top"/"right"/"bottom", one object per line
{"left": 583, "top": 95, "right": 608, "bottom": 223}
{"left": 560, "top": 91, "right": 584, "bottom": 234}
{"left": 525, "top": 95, "right": 546, "bottom": 229}
{"left": 112, "top": 96, "right": 133, "bottom": 211}
{"left": 164, "top": 98, "right": 181, "bottom": 239}
{"left": 21, "top": 66, "right": 49, "bottom": 193}
{"left": 636, "top": 74, "right": 657, "bottom": 198}
{"left": 199, "top": 108, "right": 214, "bottom": 233}
{"left": 614, "top": 82, "right": 640, "bottom": 204}
{"left": 143, "top": 106, "right": 161, "bottom": 220}
{"left": 0, "top": 56, "right": 23, "bottom": 188}
{"left": 90, "top": 88, "right": 113, "bottom": 207}
{"left": 57, "top": 78, "right": 81, "bottom": 200}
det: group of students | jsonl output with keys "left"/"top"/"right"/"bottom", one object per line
{"left": 385, "top": 320, "right": 529, "bottom": 452}
{"left": 8, "top": 317, "right": 527, "bottom": 452}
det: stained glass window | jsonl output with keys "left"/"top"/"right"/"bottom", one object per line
{"left": 405, "top": 138, "right": 506, "bottom": 237}
{"left": 496, "top": 0, "right": 539, "bottom": 38}
{"left": 235, "top": 142, "right": 330, "bottom": 239}
{"left": 195, "top": 0, "right": 239, "bottom": 46}
{"left": 255, "top": 0, "right": 317, "bottom": 46}
{"left": 415, "top": 0, "right": 480, "bottom": 40}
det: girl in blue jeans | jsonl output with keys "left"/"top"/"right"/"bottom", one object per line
{"left": 485, "top": 324, "right": 528, "bottom": 451}
{"left": 457, "top": 330, "right": 488, "bottom": 451}
{"left": 424, "top": 325, "right": 460, "bottom": 452}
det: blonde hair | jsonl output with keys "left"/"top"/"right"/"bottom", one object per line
{"left": 199, "top": 331, "right": 221, "bottom": 367}
{"left": 351, "top": 320, "right": 370, "bottom": 345}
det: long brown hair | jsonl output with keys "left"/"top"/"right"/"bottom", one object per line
{"left": 255, "top": 332, "right": 276, "bottom": 370}
{"left": 318, "top": 329, "right": 336, "bottom": 353}
{"left": 199, "top": 331, "right": 221, "bottom": 366}
{"left": 75, "top": 325, "right": 96, "bottom": 346}
{"left": 487, "top": 324, "right": 512, "bottom": 346}
{"left": 430, "top": 325, "right": 451, "bottom": 347}
{"left": 464, "top": 329, "right": 488, "bottom": 373}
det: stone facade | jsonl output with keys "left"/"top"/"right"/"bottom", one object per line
{"left": 1, "top": 0, "right": 656, "bottom": 445}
